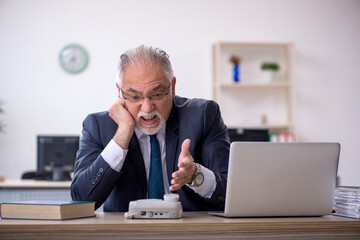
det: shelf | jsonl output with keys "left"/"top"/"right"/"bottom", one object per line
{"left": 212, "top": 42, "right": 296, "bottom": 136}
{"left": 226, "top": 124, "right": 293, "bottom": 130}
{"left": 214, "top": 82, "right": 291, "bottom": 88}
{"left": 215, "top": 41, "right": 293, "bottom": 48}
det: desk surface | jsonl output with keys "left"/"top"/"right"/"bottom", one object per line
{"left": 0, "top": 179, "right": 71, "bottom": 189}
{"left": 1, "top": 212, "right": 359, "bottom": 240}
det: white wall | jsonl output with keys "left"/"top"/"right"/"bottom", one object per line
{"left": 0, "top": 0, "right": 359, "bottom": 185}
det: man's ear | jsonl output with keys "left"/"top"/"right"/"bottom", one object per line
{"left": 171, "top": 77, "right": 176, "bottom": 98}
{"left": 116, "top": 83, "right": 121, "bottom": 99}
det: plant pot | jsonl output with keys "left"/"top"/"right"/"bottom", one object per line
{"left": 261, "top": 70, "right": 275, "bottom": 82}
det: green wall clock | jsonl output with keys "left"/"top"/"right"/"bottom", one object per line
{"left": 59, "top": 44, "right": 89, "bottom": 74}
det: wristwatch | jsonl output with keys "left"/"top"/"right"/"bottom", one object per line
{"left": 190, "top": 163, "right": 204, "bottom": 187}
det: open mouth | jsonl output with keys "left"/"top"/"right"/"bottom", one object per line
{"left": 136, "top": 111, "right": 165, "bottom": 135}
{"left": 140, "top": 115, "right": 158, "bottom": 127}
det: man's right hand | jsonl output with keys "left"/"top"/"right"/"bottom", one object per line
{"left": 108, "top": 99, "right": 135, "bottom": 149}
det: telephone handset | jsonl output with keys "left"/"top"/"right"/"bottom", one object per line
{"left": 124, "top": 194, "right": 183, "bottom": 219}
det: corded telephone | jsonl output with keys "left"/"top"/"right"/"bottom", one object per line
{"left": 124, "top": 194, "right": 182, "bottom": 219}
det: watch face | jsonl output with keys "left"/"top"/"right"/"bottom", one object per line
{"left": 59, "top": 44, "right": 88, "bottom": 74}
{"left": 194, "top": 172, "right": 204, "bottom": 186}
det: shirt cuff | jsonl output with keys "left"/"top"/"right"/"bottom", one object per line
{"left": 101, "top": 139, "right": 128, "bottom": 172}
{"left": 187, "top": 165, "right": 216, "bottom": 198}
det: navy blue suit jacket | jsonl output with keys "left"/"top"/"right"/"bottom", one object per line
{"left": 71, "top": 96, "right": 230, "bottom": 211}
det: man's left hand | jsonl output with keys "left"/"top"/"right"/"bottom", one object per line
{"left": 170, "top": 139, "right": 197, "bottom": 191}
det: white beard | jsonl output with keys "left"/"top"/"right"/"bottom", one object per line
{"left": 136, "top": 111, "right": 165, "bottom": 135}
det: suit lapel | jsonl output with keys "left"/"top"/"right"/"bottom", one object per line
{"left": 165, "top": 106, "right": 179, "bottom": 186}
{"left": 128, "top": 134, "right": 147, "bottom": 193}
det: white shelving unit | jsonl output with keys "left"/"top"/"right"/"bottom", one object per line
{"left": 212, "top": 42, "right": 296, "bottom": 137}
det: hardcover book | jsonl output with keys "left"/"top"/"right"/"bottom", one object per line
{"left": 0, "top": 200, "right": 96, "bottom": 220}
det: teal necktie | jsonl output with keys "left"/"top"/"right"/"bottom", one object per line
{"left": 148, "top": 135, "right": 164, "bottom": 199}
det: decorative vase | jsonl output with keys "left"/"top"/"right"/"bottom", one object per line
{"left": 233, "top": 64, "right": 240, "bottom": 83}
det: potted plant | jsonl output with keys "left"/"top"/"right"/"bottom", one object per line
{"left": 261, "top": 62, "right": 280, "bottom": 82}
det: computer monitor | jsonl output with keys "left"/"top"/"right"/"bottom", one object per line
{"left": 37, "top": 135, "right": 79, "bottom": 181}
{"left": 227, "top": 128, "right": 269, "bottom": 142}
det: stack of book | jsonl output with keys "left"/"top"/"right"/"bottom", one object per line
{"left": 333, "top": 186, "right": 360, "bottom": 219}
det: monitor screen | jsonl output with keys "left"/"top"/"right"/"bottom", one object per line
{"left": 37, "top": 135, "right": 79, "bottom": 176}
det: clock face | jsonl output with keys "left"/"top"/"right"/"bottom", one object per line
{"left": 59, "top": 44, "right": 88, "bottom": 74}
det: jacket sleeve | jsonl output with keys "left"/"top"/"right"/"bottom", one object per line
{"left": 70, "top": 114, "right": 120, "bottom": 210}
{"left": 199, "top": 100, "right": 230, "bottom": 205}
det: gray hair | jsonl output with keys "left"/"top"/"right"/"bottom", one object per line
{"left": 116, "top": 45, "right": 174, "bottom": 86}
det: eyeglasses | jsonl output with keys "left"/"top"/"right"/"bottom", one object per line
{"left": 121, "top": 85, "right": 171, "bottom": 103}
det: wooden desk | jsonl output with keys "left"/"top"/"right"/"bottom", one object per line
{"left": 0, "top": 212, "right": 359, "bottom": 239}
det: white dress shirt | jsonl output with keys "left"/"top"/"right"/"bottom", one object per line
{"left": 101, "top": 126, "right": 216, "bottom": 198}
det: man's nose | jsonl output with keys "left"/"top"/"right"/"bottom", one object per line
{"left": 140, "top": 97, "right": 154, "bottom": 113}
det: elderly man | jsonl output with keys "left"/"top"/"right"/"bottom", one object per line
{"left": 71, "top": 45, "right": 230, "bottom": 211}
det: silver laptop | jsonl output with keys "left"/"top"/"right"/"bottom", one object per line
{"left": 210, "top": 142, "right": 340, "bottom": 217}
